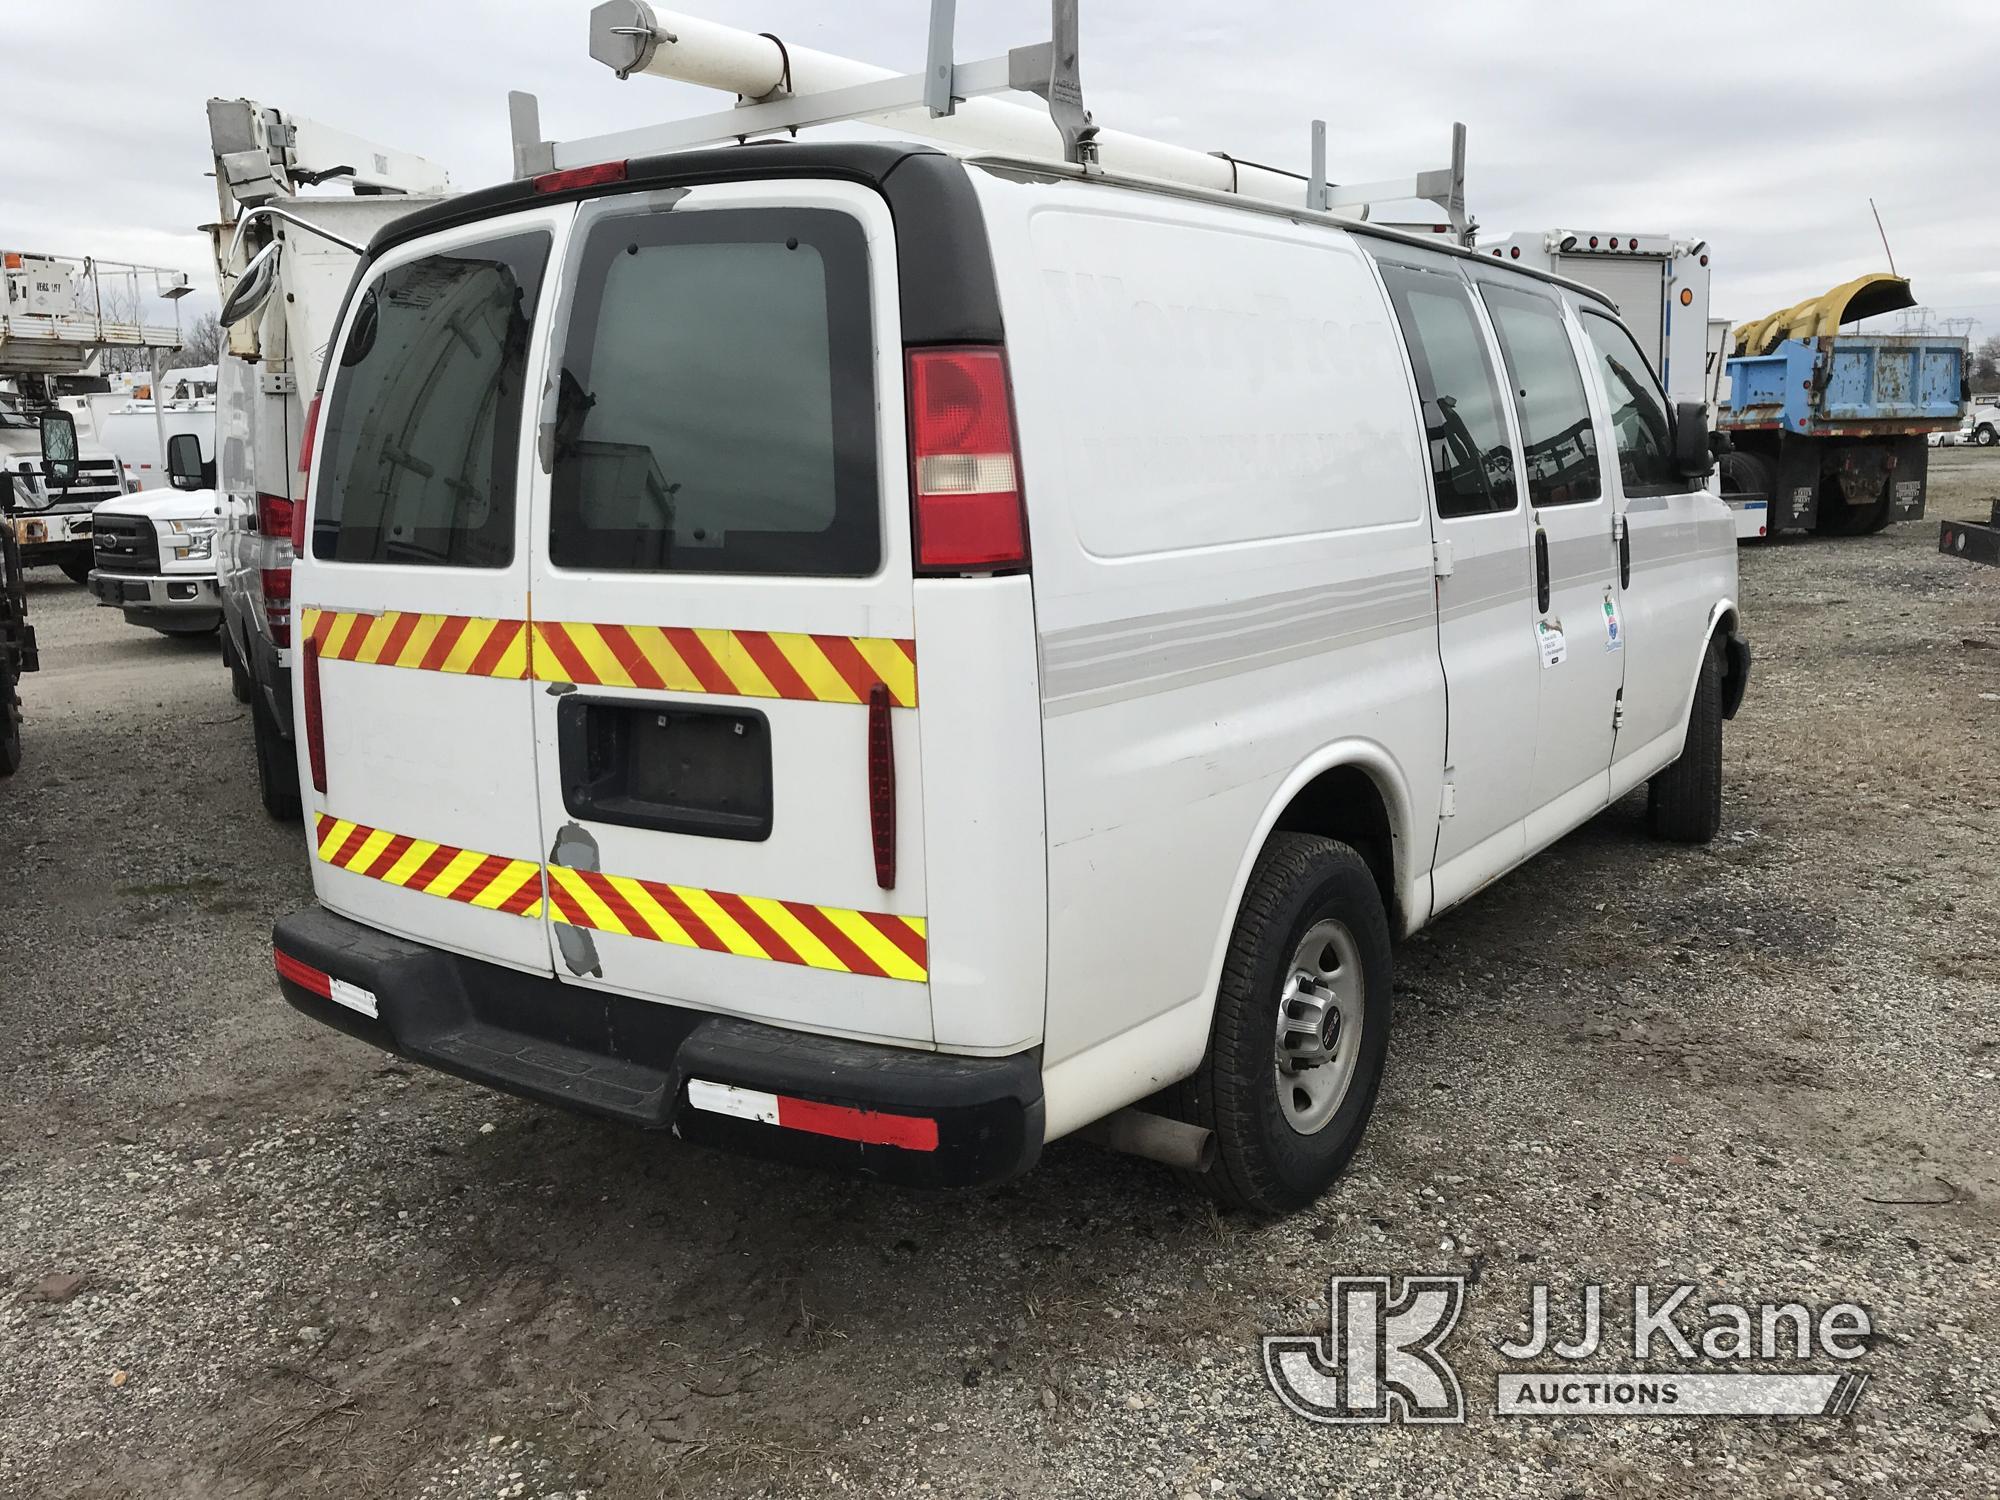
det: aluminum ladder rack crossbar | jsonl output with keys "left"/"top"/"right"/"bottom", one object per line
{"left": 510, "top": 0, "right": 1469, "bottom": 237}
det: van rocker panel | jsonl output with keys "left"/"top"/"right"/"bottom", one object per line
{"left": 272, "top": 906, "right": 1042, "bottom": 1188}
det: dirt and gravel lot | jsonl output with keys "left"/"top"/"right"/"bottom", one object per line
{"left": 3, "top": 455, "right": 1997, "bottom": 1499}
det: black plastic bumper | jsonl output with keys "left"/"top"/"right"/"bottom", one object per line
{"left": 272, "top": 906, "right": 1043, "bottom": 1188}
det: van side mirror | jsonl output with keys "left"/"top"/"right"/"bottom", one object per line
{"left": 1672, "top": 401, "right": 1713, "bottom": 482}
{"left": 166, "top": 432, "right": 205, "bottom": 489}
{"left": 39, "top": 410, "right": 80, "bottom": 488}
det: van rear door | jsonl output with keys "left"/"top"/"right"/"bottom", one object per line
{"left": 524, "top": 182, "right": 932, "bottom": 1045}
{"left": 295, "top": 210, "right": 558, "bottom": 974}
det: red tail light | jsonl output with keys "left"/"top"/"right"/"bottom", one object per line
{"left": 274, "top": 949, "right": 331, "bottom": 998}
{"left": 297, "top": 393, "right": 321, "bottom": 474}
{"left": 260, "top": 566, "right": 292, "bottom": 648}
{"left": 534, "top": 160, "right": 627, "bottom": 193}
{"left": 292, "top": 393, "right": 322, "bottom": 551}
{"left": 906, "top": 347, "right": 1026, "bottom": 572}
{"left": 301, "top": 633, "right": 327, "bottom": 795}
{"left": 256, "top": 492, "right": 294, "bottom": 538}
{"left": 867, "top": 682, "right": 896, "bottom": 890}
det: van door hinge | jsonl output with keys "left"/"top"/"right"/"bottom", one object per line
{"left": 1439, "top": 773, "right": 1457, "bottom": 820}
{"left": 1612, "top": 689, "right": 1626, "bottom": 733}
{"left": 1431, "top": 539, "right": 1455, "bottom": 578}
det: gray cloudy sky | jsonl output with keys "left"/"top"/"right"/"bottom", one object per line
{"left": 6, "top": 0, "right": 1995, "bottom": 338}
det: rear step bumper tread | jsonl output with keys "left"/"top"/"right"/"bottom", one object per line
{"left": 272, "top": 906, "right": 1042, "bottom": 1188}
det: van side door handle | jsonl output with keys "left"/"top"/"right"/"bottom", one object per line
{"left": 1615, "top": 514, "right": 1631, "bottom": 589}
{"left": 1534, "top": 527, "right": 1551, "bottom": 613}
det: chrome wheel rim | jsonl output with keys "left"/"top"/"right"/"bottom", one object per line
{"left": 1273, "top": 919, "right": 1365, "bottom": 1135}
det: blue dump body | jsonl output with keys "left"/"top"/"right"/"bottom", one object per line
{"left": 1722, "top": 334, "right": 1967, "bottom": 436}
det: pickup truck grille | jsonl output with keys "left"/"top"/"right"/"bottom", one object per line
{"left": 93, "top": 514, "right": 159, "bottom": 575}
{"left": 51, "top": 459, "right": 126, "bottom": 511}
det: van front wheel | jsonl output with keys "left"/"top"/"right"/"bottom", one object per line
{"left": 1648, "top": 641, "right": 1723, "bottom": 843}
{"left": 1176, "top": 833, "right": 1393, "bottom": 1215}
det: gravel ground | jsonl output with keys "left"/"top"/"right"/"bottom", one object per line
{"left": 3, "top": 454, "right": 1997, "bottom": 1499}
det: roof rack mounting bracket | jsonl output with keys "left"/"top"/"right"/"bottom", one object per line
{"left": 509, "top": 90, "right": 555, "bottom": 180}
{"left": 1007, "top": 0, "right": 1098, "bottom": 168}
{"left": 1307, "top": 120, "right": 1329, "bottom": 212}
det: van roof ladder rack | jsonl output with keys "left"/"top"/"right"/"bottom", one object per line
{"left": 509, "top": 1, "right": 1469, "bottom": 238}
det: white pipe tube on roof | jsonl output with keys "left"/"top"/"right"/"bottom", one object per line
{"left": 615, "top": 6, "right": 1314, "bottom": 211}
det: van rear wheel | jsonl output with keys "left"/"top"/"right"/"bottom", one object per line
{"left": 1175, "top": 833, "right": 1392, "bottom": 1215}
{"left": 1648, "top": 641, "right": 1723, "bottom": 843}
{"left": 251, "top": 694, "right": 302, "bottom": 823}
{"left": 221, "top": 628, "right": 252, "bottom": 704}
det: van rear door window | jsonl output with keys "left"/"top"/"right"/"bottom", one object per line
{"left": 1378, "top": 263, "right": 1518, "bottom": 518}
{"left": 1478, "top": 282, "right": 1603, "bottom": 508}
{"left": 548, "top": 208, "right": 879, "bottom": 577}
{"left": 312, "top": 233, "right": 549, "bottom": 567}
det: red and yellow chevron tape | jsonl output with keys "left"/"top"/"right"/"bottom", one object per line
{"left": 311, "top": 814, "right": 927, "bottom": 983}
{"left": 313, "top": 813, "right": 544, "bottom": 915}
{"left": 532, "top": 621, "right": 917, "bottom": 708}
{"left": 544, "top": 864, "right": 926, "bottom": 982}
{"left": 301, "top": 608, "right": 530, "bottom": 680}
{"left": 298, "top": 607, "right": 916, "bottom": 707}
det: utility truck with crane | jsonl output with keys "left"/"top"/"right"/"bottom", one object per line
{"left": 1, "top": 251, "right": 192, "bottom": 582}
{"left": 203, "top": 97, "right": 449, "bottom": 818}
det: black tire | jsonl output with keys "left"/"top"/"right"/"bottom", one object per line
{"left": 58, "top": 552, "right": 92, "bottom": 586}
{"left": 0, "top": 651, "right": 20, "bottom": 777}
{"left": 1173, "top": 833, "right": 1393, "bottom": 1215}
{"left": 1814, "top": 475, "right": 1889, "bottom": 537}
{"left": 251, "top": 693, "right": 302, "bottom": 823}
{"left": 1976, "top": 425, "right": 1997, "bottom": 448}
{"left": 1716, "top": 449, "right": 1771, "bottom": 500}
{"left": 1649, "top": 640, "right": 1723, "bottom": 843}
{"left": 221, "top": 628, "right": 252, "bottom": 704}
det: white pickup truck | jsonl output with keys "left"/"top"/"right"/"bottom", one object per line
{"left": 87, "top": 434, "right": 223, "bottom": 635}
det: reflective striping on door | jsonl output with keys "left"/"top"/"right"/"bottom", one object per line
{"left": 531, "top": 622, "right": 918, "bottom": 707}
{"left": 298, "top": 605, "right": 917, "bottom": 706}
{"left": 309, "top": 811, "right": 928, "bottom": 983}
{"left": 544, "top": 864, "right": 928, "bottom": 982}
{"left": 313, "top": 813, "right": 545, "bottom": 916}
{"left": 300, "top": 607, "right": 531, "bottom": 680}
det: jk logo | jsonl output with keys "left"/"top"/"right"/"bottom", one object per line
{"left": 1263, "top": 1275, "right": 1467, "bottom": 1425}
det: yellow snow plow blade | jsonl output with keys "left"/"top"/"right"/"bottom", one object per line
{"left": 1731, "top": 273, "right": 1916, "bottom": 357}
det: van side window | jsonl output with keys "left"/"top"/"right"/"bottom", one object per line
{"left": 1580, "top": 309, "right": 1678, "bottom": 495}
{"left": 1478, "top": 283, "right": 1602, "bottom": 508}
{"left": 312, "top": 233, "right": 549, "bottom": 567}
{"left": 548, "top": 208, "right": 879, "bottom": 577}
{"left": 1377, "top": 263, "right": 1517, "bottom": 517}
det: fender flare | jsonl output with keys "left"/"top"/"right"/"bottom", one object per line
{"left": 1190, "top": 741, "right": 1425, "bottom": 1059}
{"left": 1701, "top": 596, "right": 1751, "bottom": 721}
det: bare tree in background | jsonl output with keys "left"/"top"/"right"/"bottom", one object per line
{"left": 94, "top": 285, "right": 153, "bottom": 373}
{"left": 179, "top": 312, "right": 223, "bottom": 367}
{"left": 1973, "top": 334, "right": 2000, "bottom": 392}
{"left": 90, "top": 290, "right": 218, "bottom": 373}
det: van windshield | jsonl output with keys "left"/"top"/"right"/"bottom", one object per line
{"left": 547, "top": 207, "right": 879, "bottom": 577}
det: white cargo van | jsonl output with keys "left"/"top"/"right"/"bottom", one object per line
{"left": 273, "top": 142, "right": 1748, "bottom": 1213}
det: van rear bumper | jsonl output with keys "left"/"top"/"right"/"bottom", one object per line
{"left": 272, "top": 905, "right": 1043, "bottom": 1188}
